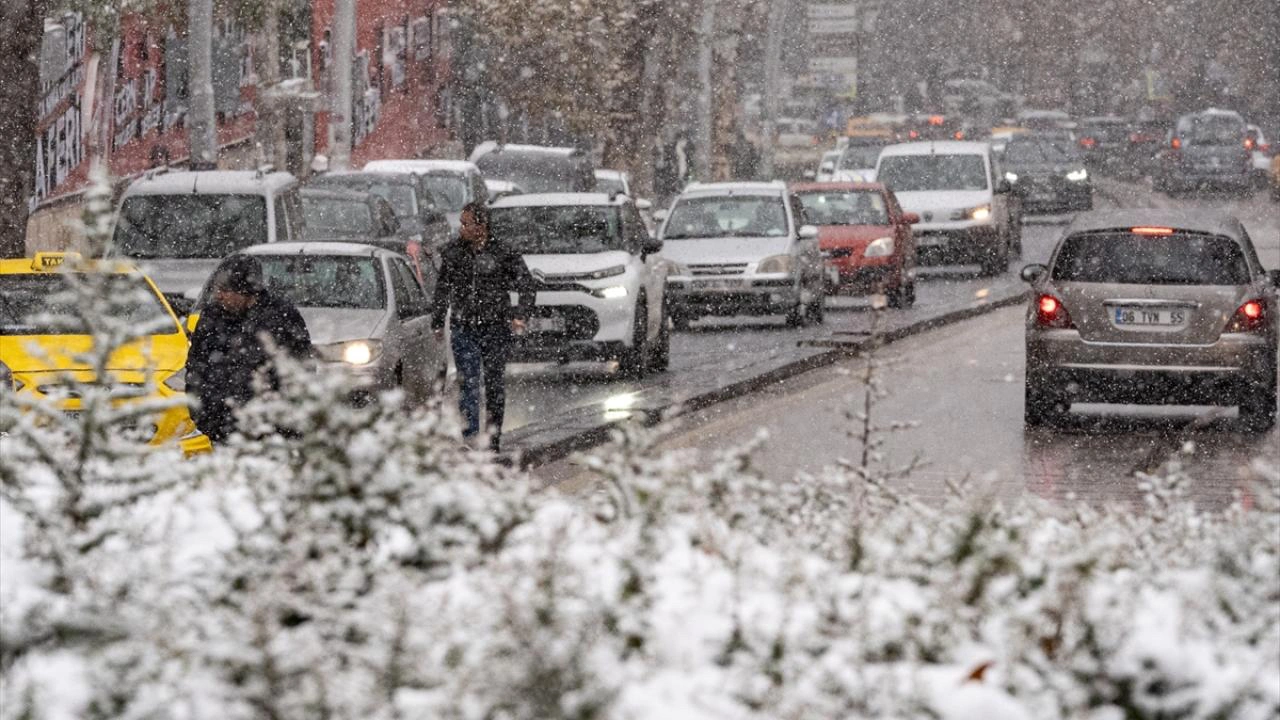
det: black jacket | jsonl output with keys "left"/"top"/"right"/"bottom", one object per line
{"left": 431, "top": 237, "right": 536, "bottom": 332}
{"left": 187, "top": 291, "right": 312, "bottom": 437}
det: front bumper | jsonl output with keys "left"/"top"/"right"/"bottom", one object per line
{"left": 507, "top": 291, "right": 637, "bottom": 362}
{"left": 666, "top": 275, "right": 800, "bottom": 317}
{"left": 1014, "top": 178, "right": 1092, "bottom": 213}
{"left": 823, "top": 253, "right": 903, "bottom": 293}
{"left": 911, "top": 223, "right": 1001, "bottom": 264}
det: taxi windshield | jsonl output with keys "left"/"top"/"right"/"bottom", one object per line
{"left": 0, "top": 274, "right": 177, "bottom": 335}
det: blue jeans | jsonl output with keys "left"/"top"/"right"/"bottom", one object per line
{"left": 450, "top": 324, "right": 510, "bottom": 441}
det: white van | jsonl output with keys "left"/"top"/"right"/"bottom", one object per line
{"left": 874, "top": 141, "right": 1018, "bottom": 276}
{"left": 109, "top": 170, "right": 303, "bottom": 310}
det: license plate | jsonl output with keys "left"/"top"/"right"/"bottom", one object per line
{"left": 527, "top": 317, "right": 566, "bottom": 333}
{"left": 693, "top": 279, "right": 739, "bottom": 291}
{"left": 1112, "top": 306, "right": 1187, "bottom": 327}
{"left": 63, "top": 411, "right": 82, "bottom": 421}
{"left": 916, "top": 234, "right": 947, "bottom": 248}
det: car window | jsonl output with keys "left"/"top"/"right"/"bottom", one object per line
{"left": 1005, "top": 139, "right": 1075, "bottom": 164}
{"left": 622, "top": 204, "right": 647, "bottom": 252}
{"left": 257, "top": 255, "right": 387, "bottom": 309}
{"left": 1052, "top": 233, "right": 1251, "bottom": 286}
{"left": 876, "top": 154, "right": 989, "bottom": 192}
{"left": 795, "top": 190, "right": 890, "bottom": 226}
{"left": 283, "top": 190, "right": 304, "bottom": 240}
{"left": 491, "top": 205, "right": 625, "bottom": 254}
{"left": 1179, "top": 114, "right": 1245, "bottom": 145}
{"left": 273, "top": 195, "right": 289, "bottom": 242}
{"left": 838, "top": 145, "right": 882, "bottom": 170}
{"left": 302, "top": 197, "right": 375, "bottom": 234}
{"left": 391, "top": 258, "right": 428, "bottom": 311}
{"left": 0, "top": 273, "right": 178, "bottom": 335}
{"left": 664, "top": 196, "right": 788, "bottom": 239}
{"left": 113, "top": 194, "right": 269, "bottom": 259}
{"left": 418, "top": 172, "right": 469, "bottom": 212}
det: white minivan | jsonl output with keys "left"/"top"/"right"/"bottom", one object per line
{"left": 488, "top": 193, "right": 670, "bottom": 378}
{"left": 109, "top": 170, "right": 303, "bottom": 311}
{"left": 875, "top": 141, "right": 1018, "bottom": 276}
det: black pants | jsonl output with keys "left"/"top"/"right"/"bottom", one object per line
{"left": 450, "top": 323, "right": 510, "bottom": 443}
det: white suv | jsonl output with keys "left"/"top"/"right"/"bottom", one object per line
{"left": 488, "top": 193, "right": 670, "bottom": 378}
{"left": 658, "top": 181, "right": 824, "bottom": 328}
{"left": 875, "top": 141, "right": 1018, "bottom": 276}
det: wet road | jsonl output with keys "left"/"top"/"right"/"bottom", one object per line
{"left": 531, "top": 185, "right": 1280, "bottom": 506}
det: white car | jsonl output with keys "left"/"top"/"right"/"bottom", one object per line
{"left": 833, "top": 142, "right": 883, "bottom": 182}
{"left": 110, "top": 170, "right": 303, "bottom": 312}
{"left": 814, "top": 150, "right": 842, "bottom": 182}
{"left": 362, "top": 159, "right": 488, "bottom": 232}
{"left": 875, "top": 141, "right": 1018, "bottom": 276}
{"left": 1246, "top": 124, "right": 1273, "bottom": 177}
{"left": 488, "top": 193, "right": 671, "bottom": 377}
{"left": 658, "top": 181, "right": 825, "bottom": 328}
{"left": 594, "top": 169, "right": 632, "bottom": 196}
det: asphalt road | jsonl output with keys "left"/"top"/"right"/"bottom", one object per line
{"left": 532, "top": 184, "right": 1280, "bottom": 507}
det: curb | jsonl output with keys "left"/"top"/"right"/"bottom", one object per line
{"left": 512, "top": 290, "right": 1030, "bottom": 469}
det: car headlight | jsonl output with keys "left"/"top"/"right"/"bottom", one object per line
{"left": 1004, "top": 171, "right": 1019, "bottom": 183}
{"left": 864, "top": 236, "right": 895, "bottom": 258}
{"left": 585, "top": 265, "right": 627, "bottom": 280}
{"left": 756, "top": 254, "right": 795, "bottom": 274}
{"left": 163, "top": 368, "right": 187, "bottom": 392}
{"left": 316, "top": 340, "right": 383, "bottom": 366}
{"left": 594, "top": 285, "right": 628, "bottom": 300}
{"left": 968, "top": 205, "right": 992, "bottom": 221}
{"left": 1065, "top": 168, "right": 1089, "bottom": 182}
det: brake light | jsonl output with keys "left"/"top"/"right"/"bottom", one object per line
{"left": 1227, "top": 299, "right": 1268, "bottom": 333}
{"left": 1171, "top": 137, "right": 1182, "bottom": 150}
{"left": 1131, "top": 226, "right": 1175, "bottom": 236}
{"left": 953, "top": 130, "right": 965, "bottom": 140}
{"left": 1035, "top": 294, "right": 1074, "bottom": 329}
{"left": 1080, "top": 137, "right": 1097, "bottom": 148}
{"left": 1244, "top": 137, "right": 1255, "bottom": 151}
{"left": 909, "top": 130, "right": 920, "bottom": 140}
{"left": 928, "top": 115, "right": 945, "bottom": 126}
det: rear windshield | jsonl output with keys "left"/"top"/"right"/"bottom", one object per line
{"left": 476, "top": 153, "right": 593, "bottom": 194}
{"left": 876, "top": 154, "right": 989, "bottom": 192}
{"left": 796, "top": 191, "right": 889, "bottom": 226}
{"left": 256, "top": 255, "right": 386, "bottom": 309}
{"left": 302, "top": 197, "right": 374, "bottom": 234}
{"left": 490, "top": 205, "right": 624, "bottom": 254}
{"left": 1178, "top": 115, "right": 1245, "bottom": 145}
{"left": 1052, "top": 232, "right": 1251, "bottom": 285}
{"left": 0, "top": 273, "right": 176, "bottom": 335}
{"left": 312, "top": 177, "right": 417, "bottom": 218}
{"left": 1005, "top": 139, "right": 1075, "bottom": 164}
{"left": 839, "top": 145, "right": 882, "bottom": 170}
{"left": 113, "top": 194, "right": 268, "bottom": 259}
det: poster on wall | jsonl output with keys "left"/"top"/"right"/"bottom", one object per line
{"left": 384, "top": 25, "right": 406, "bottom": 88}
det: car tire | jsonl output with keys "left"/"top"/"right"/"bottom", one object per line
{"left": 979, "top": 238, "right": 1009, "bottom": 277}
{"left": 1025, "top": 377, "right": 1068, "bottom": 428}
{"left": 672, "top": 312, "right": 693, "bottom": 331}
{"left": 649, "top": 310, "right": 671, "bottom": 373}
{"left": 888, "top": 278, "right": 916, "bottom": 309}
{"left": 785, "top": 299, "right": 807, "bottom": 328}
{"left": 619, "top": 300, "right": 649, "bottom": 379}
{"left": 1010, "top": 220, "right": 1024, "bottom": 258}
{"left": 1239, "top": 369, "right": 1278, "bottom": 433}
{"left": 807, "top": 285, "right": 826, "bottom": 324}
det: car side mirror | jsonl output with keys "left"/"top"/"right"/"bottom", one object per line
{"left": 635, "top": 198, "right": 653, "bottom": 211}
{"left": 798, "top": 225, "right": 819, "bottom": 240}
{"left": 901, "top": 212, "right": 921, "bottom": 225}
{"left": 643, "top": 234, "right": 663, "bottom": 255}
{"left": 1020, "top": 263, "right": 1048, "bottom": 284}
{"left": 653, "top": 208, "right": 669, "bottom": 223}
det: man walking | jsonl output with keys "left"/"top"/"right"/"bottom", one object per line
{"left": 432, "top": 201, "right": 535, "bottom": 452}
{"left": 187, "top": 255, "right": 312, "bottom": 443}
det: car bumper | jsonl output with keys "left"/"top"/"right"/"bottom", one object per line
{"left": 1016, "top": 181, "right": 1092, "bottom": 212}
{"left": 507, "top": 291, "right": 637, "bottom": 362}
{"left": 666, "top": 275, "right": 801, "bottom": 317}
{"left": 823, "top": 255, "right": 903, "bottom": 293}
{"left": 15, "top": 385, "right": 210, "bottom": 455}
{"left": 1027, "top": 330, "right": 1276, "bottom": 404}
{"left": 912, "top": 223, "right": 1001, "bottom": 263}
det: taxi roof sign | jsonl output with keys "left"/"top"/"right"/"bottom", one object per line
{"left": 30, "top": 252, "right": 82, "bottom": 271}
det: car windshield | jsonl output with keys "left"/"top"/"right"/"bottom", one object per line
{"left": 256, "top": 255, "right": 386, "bottom": 309}
{"left": 876, "top": 154, "right": 989, "bottom": 192}
{"left": 112, "top": 194, "right": 268, "bottom": 259}
{"left": 664, "top": 196, "right": 789, "bottom": 239}
{"left": 476, "top": 154, "right": 586, "bottom": 194}
{"left": 1180, "top": 115, "right": 1244, "bottom": 145}
{"left": 314, "top": 177, "right": 417, "bottom": 217}
{"left": 303, "top": 198, "right": 374, "bottom": 234}
{"left": 796, "top": 191, "right": 889, "bottom": 226}
{"left": 490, "top": 205, "right": 624, "bottom": 254}
{"left": 1004, "top": 139, "right": 1075, "bottom": 164}
{"left": 0, "top": 274, "right": 176, "bottom": 335}
{"left": 419, "top": 172, "right": 469, "bottom": 212}
{"left": 1052, "top": 232, "right": 1251, "bottom": 285}
{"left": 839, "top": 145, "right": 882, "bottom": 170}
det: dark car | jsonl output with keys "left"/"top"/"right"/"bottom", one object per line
{"left": 299, "top": 188, "right": 431, "bottom": 287}
{"left": 1075, "top": 116, "right": 1129, "bottom": 172}
{"left": 1118, "top": 118, "right": 1172, "bottom": 178}
{"left": 1154, "top": 109, "right": 1252, "bottom": 194}
{"left": 307, "top": 171, "right": 452, "bottom": 269}
{"left": 1002, "top": 135, "right": 1093, "bottom": 214}
{"left": 469, "top": 142, "right": 597, "bottom": 194}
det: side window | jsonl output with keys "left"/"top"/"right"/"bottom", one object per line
{"left": 789, "top": 195, "right": 808, "bottom": 229}
{"left": 622, "top": 205, "right": 646, "bottom": 253}
{"left": 283, "top": 189, "right": 304, "bottom": 239}
{"left": 273, "top": 195, "right": 288, "bottom": 242}
{"left": 390, "top": 258, "right": 428, "bottom": 316}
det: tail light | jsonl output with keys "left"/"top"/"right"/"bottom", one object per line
{"left": 1035, "top": 294, "right": 1074, "bottom": 329}
{"left": 1226, "top": 299, "right": 1268, "bottom": 333}
{"left": 1080, "top": 137, "right": 1097, "bottom": 148}
{"left": 1171, "top": 137, "right": 1182, "bottom": 150}
{"left": 909, "top": 130, "right": 920, "bottom": 140}
{"left": 1244, "top": 137, "right": 1255, "bottom": 151}
{"left": 953, "top": 130, "right": 965, "bottom": 140}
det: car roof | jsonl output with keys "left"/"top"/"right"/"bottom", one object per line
{"left": 879, "top": 140, "right": 990, "bottom": 157}
{"left": 1064, "top": 209, "right": 1245, "bottom": 239}
{"left": 300, "top": 187, "right": 377, "bottom": 202}
{"left": 238, "top": 242, "right": 393, "bottom": 258}
{"left": 594, "top": 169, "right": 627, "bottom": 180}
{"left": 490, "top": 192, "right": 627, "bottom": 208}
{"left": 469, "top": 142, "right": 581, "bottom": 163}
{"left": 789, "top": 181, "right": 887, "bottom": 193}
{"left": 363, "top": 159, "right": 478, "bottom": 174}
{"left": 122, "top": 170, "right": 297, "bottom": 196}
{"left": 316, "top": 171, "right": 416, "bottom": 185}
{"left": 680, "top": 181, "right": 788, "bottom": 197}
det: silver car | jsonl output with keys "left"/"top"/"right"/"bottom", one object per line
{"left": 200, "top": 243, "right": 446, "bottom": 404}
{"left": 1022, "top": 210, "right": 1279, "bottom": 430}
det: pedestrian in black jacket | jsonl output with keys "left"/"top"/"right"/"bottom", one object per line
{"left": 187, "top": 255, "right": 312, "bottom": 443}
{"left": 432, "top": 201, "right": 536, "bottom": 451}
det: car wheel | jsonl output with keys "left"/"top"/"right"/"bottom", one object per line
{"left": 1239, "top": 368, "right": 1278, "bottom": 433}
{"left": 979, "top": 239, "right": 1009, "bottom": 277}
{"left": 649, "top": 309, "right": 672, "bottom": 372}
{"left": 785, "top": 299, "right": 807, "bottom": 328}
{"left": 619, "top": 300, "right": 649, "bottom": 379}
{"left": 1010, "top": 221, "right": 1024, "bottom": 258}
{"left": 807, "top": 284, "right": 826, "bottom": 324}
{"left": 1024, "top": 372, "right": 1068, "bottom": 428}
{"left": 888, "top": 278, "right": 916, "bottom": 309}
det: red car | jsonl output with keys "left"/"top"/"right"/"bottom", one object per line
{"left": 790, "top": 182, "right": 919, "bottom": 307}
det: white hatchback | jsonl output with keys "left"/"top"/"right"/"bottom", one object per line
{"left": 488, "top": 193, "right": 671, "bottom": 378}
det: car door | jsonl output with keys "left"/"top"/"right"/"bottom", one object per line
{"left": 388, "top": 256, "right": 440, "bottom": 392}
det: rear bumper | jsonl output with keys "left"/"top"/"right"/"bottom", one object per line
{"left": 824, "top": 259, "right": 903, "bottom": 293}
{"left": 667, "top": 276, "right": 801, "bottom": 317}
{"left": 1018, "top": 182, "right": 1092, "bottom": 213}
{"left": 913, "top": 224, "right": 1001, "bottom": 263}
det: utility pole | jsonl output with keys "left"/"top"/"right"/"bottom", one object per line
{"left": 329, "top": 0, "right": 355, "bottom": 170}
{"left": 695, "top": 0, "right": 715, "bottom": 181}
{"left": 187, "top": 0, "right": 217, "bottom": 168}
{"left": 759, "top": 0, "right": 785, "bottom": 178}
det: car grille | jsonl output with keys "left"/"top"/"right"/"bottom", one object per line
{"left": 823, "top": 249, "right": 854, "bottom": 259}
{"left": 525, "top": 305, "right": 598, "bottom": 342}
{"left": 689, "top": 263, "right": 748, "bottom": 276}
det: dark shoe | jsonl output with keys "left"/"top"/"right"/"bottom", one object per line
{"left": 488, "top": 434, "right": 502, "bottom": 453}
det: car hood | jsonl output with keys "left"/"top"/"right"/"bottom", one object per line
{"left": 522, "top": 251, "right": 634, "bottom": 280}
{"left": 131, "top": 258, "right": 223, "bottom": 300}
{"left": 817, "top": 225, "right": 895, "bottom": 248}
{"left": 0, "top": 332, "right": 188, "bottom": 378}
{"left": 300, "top": 308, "right": 389, "bottom": 346}
{"left": 892, "top": 190, "right": 992, "bottom": 212}
{"left": 659, "top": 236, "right": 794, "bottom": 266}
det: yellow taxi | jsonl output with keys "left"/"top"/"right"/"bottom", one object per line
{"left": 0, "top": 253, "right": 211, "bottom": 455}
